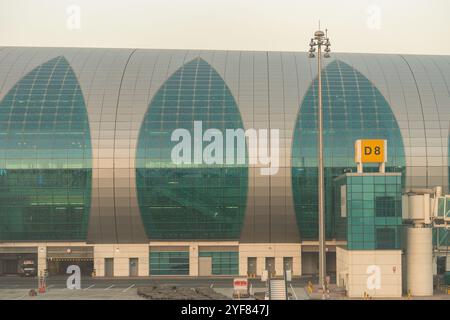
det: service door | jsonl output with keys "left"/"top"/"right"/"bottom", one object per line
{"left": 283, "top": 257, "right": 293, "bottom": 273}
{"left": 247, "top": 257, "right": 257, "bottom": 277}
{"left": 265, "top": 257, "right": 275, "bottom": 277}
{"left": 129, "top": 258, "right": 138, "bottom": 277}
{"left": 198, "top": 257, "right": 212, "bottom": 276}
{"left": 105, "top": 258, "right": 114, "bottom": 277}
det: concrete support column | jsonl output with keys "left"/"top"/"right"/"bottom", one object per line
{"left": 115, "top": 256, "right": 128, "bottom": 276}
{"left": 37, "top": 246, "right": 47, "bottom": 276}
{"left": 239, "top": 255, "right": 247, "bottom": 276}
{"left": 275, "top": 257, "right": 283, "bottom": 277}
{"left": 407, "top": 227, "right": 433, "bottom": 296}
{"left": 138, "top": 249, "right": 149, "bottom": 277}
{"left": 293, "top": 256, "right": 301, "bottom": 276}
{"left": 189, "top": 244, "right": 198, "bottom": 276}
{"left": 94, "top": 256, "right": 104, "bottom": 277}
{"left": 257, "top": 257, "right": 265, "bottom": 275}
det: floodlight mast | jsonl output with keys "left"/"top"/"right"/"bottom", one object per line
{"left": 307, "top": 26, "right": 331, "bottom": 288}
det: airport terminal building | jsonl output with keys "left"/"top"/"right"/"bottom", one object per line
{"left": 0, "top": 47, "right": 449, "bottom": 282}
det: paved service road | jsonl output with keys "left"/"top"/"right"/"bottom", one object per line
{"left": 0, "top": 275, "right": 315, "bottom": 290}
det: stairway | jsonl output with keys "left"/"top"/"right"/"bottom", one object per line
{"left": 269, "top": 279, "right": 287, "bottom": 300}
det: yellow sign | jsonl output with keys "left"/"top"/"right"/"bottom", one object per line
{"left": 355, "top": 139, "right": 387, "bottom": 163}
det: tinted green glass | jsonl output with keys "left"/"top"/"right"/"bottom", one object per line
{"left": 136, "top": 58, "right": 248, "bottom": 240}
{"left": 376, "top": 227, "right": 397, "bottom": 249}
{"left": 199, "top": 251, "right": 239, "bottom": 275}
{"left": 149, "top": 251, "right": 189, "bottom": 275}
{"left": 292, "top": 60, "right": 405, "bottom": 240}
{"left": 434, "top": 227, "right": 449, "bottom": 248}
{"left": 441, "top": 137, "right": 450, "bottom": 247}
{"left": 0, "top": 56, "right": 92, "bottom": 240}
{"left": 334, "top": 174, "right": 402, "bottom": 250}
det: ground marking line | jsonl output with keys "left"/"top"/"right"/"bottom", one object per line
{"left": 83, "top": 284, "right": 95, "bottom": 290}
{"left": 104, "top": 285, "right": 114, "bottom": 290}
{"left": 15, "top": 293, "right": 29, "bottom": 300}
{"left": 122, "top": 284, "right": 135, "bottom": 292}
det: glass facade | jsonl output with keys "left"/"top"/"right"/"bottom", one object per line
{"left": 434, "top": 225, "right": 449, "bottom": 249}
{"left": 136, "top": 58, "right": 248, "bottom": 240}
{"left": 334, "top": 174, "right": 403, "bottom": 250}
{"left": 0, "top": 49, "right": 448, "bottom": 245}
{"left": 292, "top": 60, "right": 405, "bottom": 240}
{"left": 435, "top": 196, "right": 450, "bottom": 248}
{"left": 199, "top": 251, "right": 239, "bottom": 275}
{"left": 440, "top": 137, "right": 450, "bottom": 248}
{"left": 0, "top": 56, "right": 92, "bottom": 241}
{"left": 149, "top": 251, "right": 189, "bottom": 275}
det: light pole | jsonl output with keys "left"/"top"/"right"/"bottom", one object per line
{"left": 308, "top": 29, "right": 331, "bottom": 288}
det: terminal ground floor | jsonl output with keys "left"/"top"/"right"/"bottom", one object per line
{"left": 0, "top": 241, "right": 344, "bottom": 278}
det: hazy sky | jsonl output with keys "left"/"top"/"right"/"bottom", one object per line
{"left": 0, "top": 0, "right": 449, "bottom": 54}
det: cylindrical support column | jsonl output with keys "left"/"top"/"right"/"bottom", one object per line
{"left": 37, "top": 246, "right": 47, "bottom": 277}
{"left": 407, "top": 227, "right": 433, "bottom": 296}
{"left": 189, "top": 244, "right": 198, "bottom": 276}
{"left": 317, "top": 43, "right": 326, "bottom": 287}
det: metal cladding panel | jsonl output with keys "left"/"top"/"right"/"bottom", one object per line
{"left": 390, "top": 54, "right": 429, "bottom": 189}
{"left": 112, "top": 49, "right": 154, "bottom": 243}
{"left": 267, "top": 51, "right": 284, "bottom": 242}
{"left": 1, "top": 47, "right": 450, "bottom": 243}
{"left": 69, "top": 49, "right": 111, "bottom": 243}
{"left": 238, "top": 52, "right": 272, "bottom": 242}
{"left": 67, "top": 48, "right": 145, "bottom": 243}
{"left": 250, "top": 52, "right": 270, "bottom": 243}
{"left": 235, "top": 51, "right": 256, "bottom": 242}
{"left": 281, "top": 52, "right": 302, "bottom": 242}
{"left": 264, "top": 52, "right": 292, "bottom": 242}
{"left": 0, "top": 48, "right": 65, "bottom": 103}
{"left": 431, "top": 55, "right": 450, "bottom": 193}
{"left": 115, "top": 49, "right": 191, "bottom": 243}
{"left": 401, "top": 55, "right": 450, "bottom": 191}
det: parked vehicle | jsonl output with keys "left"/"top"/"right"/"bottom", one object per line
{"left": 20, "top": 260, "right": 37, "bottom": 277}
